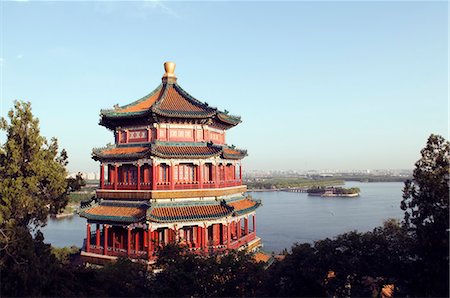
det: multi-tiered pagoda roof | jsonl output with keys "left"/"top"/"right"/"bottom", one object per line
{"left": 99, "top": 75, "right": 241, "bottom": 129}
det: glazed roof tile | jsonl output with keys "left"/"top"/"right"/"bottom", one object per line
{"left": 158, "top": 86, "right": 206, "bottom": 112}
{"left": 151, "top": 144, "right": 222, "bottom": 159}
{"left": 92, "top": 145, "right": 150, "bottom": 160}
{"left": 222, "top": 147, "right": 247, "bottom": 159}
{"left": 80, "top": 202, "right": 148, "bottom": 223}
{"left": 116, "top": 85, "right": 164, "bottom": 114}
{"left": 148, "top": 203, "right": 232, "bottom": 222}
{"left": 253, "top": 252, "right": 272, "bottom": 263}
{"left": 80, "top": 197, "right": 260, "bottom": 224}
{"left": 227, "top": 198, "right": 260, "bottom": 215}
{"left": 92, "top": 142, "right": 246, "bottom": 161}
{"left": 148, "top": 197, "right": 260, "bottom": 223}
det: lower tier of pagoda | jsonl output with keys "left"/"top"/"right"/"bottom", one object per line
{"left": 81, "top": 216, "right": 259, "bottom": 264}
{"left": 79, "top": 196, "right": 261, "bottom": 264}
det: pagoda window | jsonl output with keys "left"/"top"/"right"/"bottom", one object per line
{"left": 107, "top": 164, "right": 115, "bottom": 184}
{"left": 219, "top": 165, "right": 225, "bottom": 181}
{"left": 203, "top": 163, "right": 212, "bottom": 181}
{"left": 173, "top": 166, "right": 178, "bottom": 182}
{"left": 130, "top": 166, "right": 137, "bottom": 183}
{"left": 142, "top": 164, "right": 151, "bottom": 184}
{"left": 159, "top": 164, "right": 169, "bottom": 182}
{"left": 117, "top": 165, "right": 137, "bottom": 184}
{"left": 175, "top": 164, "right": 195, "bottom": 182}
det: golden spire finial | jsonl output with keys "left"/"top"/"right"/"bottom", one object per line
{"left": 163, "top": 61, "right": 176, "bottom": 78}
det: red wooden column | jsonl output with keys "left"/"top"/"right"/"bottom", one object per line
{"left": 143, "top": 229, "right": 148, "bottom": 248}
{"left": 170, "top": 164, "right": 175, "bottom": 190}
{"left": 204, "top": 225, "right": 208, "bottom": 253}
{"left": 127, "top": 227, "right": 131, "bottom": 256}
{"left": 237, "top": 219, "right": 241, "bottom": 240}
{"left": 112, "top": 230, "right": 116, "bottom": 249}
{"left": 103, "top": 225, "right": 109, "bottom": 255}
{"left": 147, "top": 229, "right": 152, "bottom": 260}
{"left": 227, "top": 222, "right": 231, "bottom": 249}
{"left": 152, "top": 163, "right": 157, "bottom": 190}
{"left": 86, "top": 223, "right": 91, "bottom": 253}
{"left": 215, "top": 164, "right": 220, "bottom": 188}
{"left": 96, "top": 224, "right": 101, "bottom": 247}
{"left": 137, "top": 163, "right": 141, "bottom": 190}
{"left": 154, "top": 231, "right": 159, "bottom": 248}
{"left": 221, "top": 223, "right": 226, "bottom": 245}
{"left": 135, "top": 230, "right": 140, "bottom": 252}
{"left": 198, "top": 163, "right": 203, "bottom": 189}
{"left": 239, "top": 162, "right": 242, "bottom": 182}
{"left": 192, "top": 227, "right": 197, "bottom": 248}
{"left": 198, "top": 226, "right": 202, "bottom": 248}
{"left": 253, "top": 214, "right": 256, "bottom": 233}
{"left": 244, "top": 217, "right": 249, "bottom": 235}
{"left": 100, "top": 164, "right": 104, "bottom": 189}
{"left": 114, "top": 164, "right": 119, "bottom": 190}
{"left": 214, "top": 224, "right": 220, "bottom": 245}
{"left": 125, "top": 130, "right": 129, "bottom": 143}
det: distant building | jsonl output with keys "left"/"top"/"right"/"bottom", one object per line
{"left": 79, "top": 62, "right": 261, "bottom": 265}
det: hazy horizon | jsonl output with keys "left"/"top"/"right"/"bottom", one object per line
{"left": 1, "top": 1, "right": 447, "bottom": 173}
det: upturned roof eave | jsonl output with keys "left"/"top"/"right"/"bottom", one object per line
{"left": 80, "top": 212, "right": 146, "bottom": 223}
{"left": 91, "top": 145, "right": 151, "bottom": 161}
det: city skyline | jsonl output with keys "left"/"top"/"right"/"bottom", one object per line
{"left": 1, "top": 1, "right": 447, "bottom": 173}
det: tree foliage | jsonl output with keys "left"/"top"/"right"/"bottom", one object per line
{"left": 149, "top": 244, "right": 265, "bottom": 297}
{"left": 0, "top": 101, "right": 70, "bottom": 296}
{"left": 401, "top": 134, "right": 449, "bottom": 296}
{"left": 263, "top": 219, "right": 413, "bottom": 297}
{"left": 0, "top": 101, "right": 69, "bottom": 228}
{"left": 67, "top": 172, "right": 86, "bottom": 191}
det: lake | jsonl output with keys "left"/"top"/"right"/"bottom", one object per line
{"left": 41, "top": 182, "right": 405, "bottom": 253}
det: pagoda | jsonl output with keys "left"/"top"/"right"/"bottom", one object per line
{"left": 80, "top": 62, "right": 261, "bottom": 264}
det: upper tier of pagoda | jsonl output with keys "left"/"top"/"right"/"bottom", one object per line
{"left": 100, "top": 62, "right": 241, "bottom": 130}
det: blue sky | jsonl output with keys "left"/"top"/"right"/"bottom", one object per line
{"left": 1, "top": 1, "right": 448, "bottom": 173}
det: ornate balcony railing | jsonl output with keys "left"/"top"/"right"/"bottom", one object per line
{"left": 219, "top": 180, "right": 241, "bottom": 188}
{"left": 100, "top": 180, "right": 241, "bottom": 191}
{"left": 228, "top": 231, "right": 256, "bottom": 250}
{"left": 174, "top": 181, "right": 199, "bottom": 190}
{"left": 156, "top": 182, "right": 170, "bottom": 190}
{"left": 140, "top": 182, "right": 152, "bottom": 190}
{"left": 202, "top": 181, "right": 215, "bottom": 188}
{"left": 102, "top": 182, "right": 114, "bottom": 190}
{"left": 117, "top": 182, "right": 138, "bottom": 190}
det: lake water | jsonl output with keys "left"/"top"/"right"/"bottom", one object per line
{"left": 41, "top": 182, "right": 405, "bottom": 253}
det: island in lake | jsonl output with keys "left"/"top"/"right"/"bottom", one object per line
{"left": 307, "top": 187, "right": 360, "bottom": 197}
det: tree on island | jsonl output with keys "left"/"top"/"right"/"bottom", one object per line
{"left": 0, "top": 101, "right": 70, "bottom": 296}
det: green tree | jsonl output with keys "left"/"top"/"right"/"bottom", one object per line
{"left": 0, "top": 101, "right": 70, "bottom": 296}
{"left": 67, "top": 171, "right": 87, "bottom": 191}
{"left": 401, "top": 134, "right": 449, "bottom": 296}
{"left": 150, "top": 244, "right": 265, "bottom": 297}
